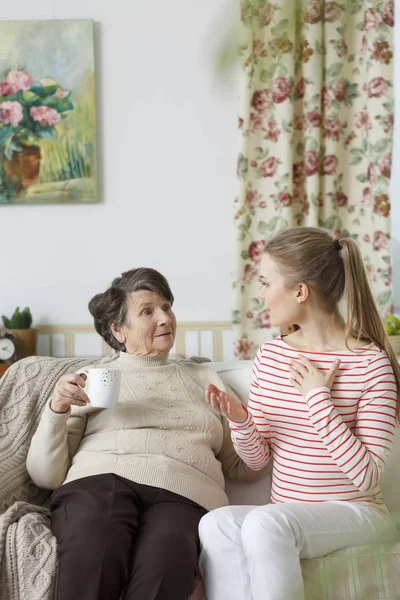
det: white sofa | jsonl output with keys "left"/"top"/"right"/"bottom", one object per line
{"left": 190, "top": 360, "right": 400, "bottom": 600}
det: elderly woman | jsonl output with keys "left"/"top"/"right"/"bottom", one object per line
{"left": 26, "top": 268, "right": 262, "bottom": 600}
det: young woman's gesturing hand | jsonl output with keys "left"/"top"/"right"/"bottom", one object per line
{"left": 289, "top": 356, "right": 341, "bottom": 397}
{"left": 205, "top": 384, "right": 247, "bottom": 423}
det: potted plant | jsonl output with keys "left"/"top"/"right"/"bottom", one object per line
{"left": 2, "top": 306, "right": 36, "bottom": 359}
{"left": 0, "top": 69, "right": 74, "bottom": 190}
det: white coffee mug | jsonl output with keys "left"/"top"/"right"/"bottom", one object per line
{"left": 79, "top": 368, "right": 121, "bottom": 408}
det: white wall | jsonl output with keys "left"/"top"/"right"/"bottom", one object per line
{"left": 1, "top": 0, "right": 238, "bottom": 325}
{"left": 1, "top": 1, "right": 400, "bottom": 327}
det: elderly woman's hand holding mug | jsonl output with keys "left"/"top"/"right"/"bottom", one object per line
{"left": 205, "top": 384, "right": 247, "bottom": 423}
{"left": 50, "top": 373, "right": 89, "bottom": 414}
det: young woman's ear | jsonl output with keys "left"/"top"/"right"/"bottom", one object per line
{"left": 296, "top": 283, "right": 309, "bottom": 303}
{"left": 110, "top": 323, "right": 126, "bottom": 344}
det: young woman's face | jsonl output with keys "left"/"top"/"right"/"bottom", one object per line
{"left": 258, "top": 253, "right": 302, "bottom": 328}
{"left": 111, "top": 291, "right": 176, "bottom": 356}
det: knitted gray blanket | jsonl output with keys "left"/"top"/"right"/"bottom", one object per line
{"left": 0, "top": 354, "right": 116, "bottom": 600}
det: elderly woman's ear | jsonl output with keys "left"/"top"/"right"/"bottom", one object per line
{"left": 110, "top": 323, "right": 126, "bottom": 345}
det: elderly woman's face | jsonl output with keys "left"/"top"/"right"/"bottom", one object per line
{"left": 111, "top": 291, "right": 176, "bottom": 356}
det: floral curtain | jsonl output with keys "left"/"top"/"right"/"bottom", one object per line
{"left": 233, "top": 0, "right": 395, "bottom": 360}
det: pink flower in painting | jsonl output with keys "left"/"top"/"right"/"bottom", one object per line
{"left": 324, "top": 1, "right": 342, "bottom": 22}
{"left": 245, "top": 188, "right": 261, "bottom": 208}
{"left": 260, "top": 157, "right": 278, "bottom": 177}
{"left": 54, "top": 87, "right": 69, "bottom": 99}
{"left": 248, "top": 240, "right": 267, "bottom": 263}
{"left": 365, "top": 8, "right": 380, "bottom": 30}
{"left": 304, "top": 150, "right": 319, "bottom": 176}
{"left": 246, "top": 311, "right": 254, "bottom": 319}
{"left": 373, "top": 231, "right": 388, "bottom": 250}
{"left": 368, "top": 77, "right": 388, "bottom": 98}
{"left": 6, "top": 70, "right": 33, "bottom": 93}
{"left": 251, "top": 89, "right": 273, "bottom": 114}
{"left": 321, "top": 86, "right": 333, "bottom": 108}
{"left": 30, "top": 105, "right": 60, "bottom": 127}
{"left": 304, "top": 0, "right": 322, "bottom": 24}
{"left": 272, "top": 77, "right": 291, "bottom": 103}
{"left": 0, "top": 101, "right": 23, "bottom": 127}
{"left": 250, "top": 160, "right": 258, "bottom": 168}
{"left": 259, "top": 201, "right": 267, "bottom": 208}
{"left": 267, "top": 120, "right": 280, "bottom": 142}
{"left": 278, "top": 191, "right": 293, "bottom": 207}
{"left": 368, "top": 162, "right": 378, "bottom": 185}
{"left": 325, "top": 118, "right": 341, "bottom": 141}
{"left": 238, "top": 117, "right": 244, "bottom": 129}
{"left": 335, "top": 191, "right": 348, "bottom": 206}
{"left": 321, "top": 155, "right": 338, "bottom": 175}
{"left": 378, "top": 153, "right": 392, "bottom": 178}
{"left": 295, "top": 78, "right": 306, "bottom": 99}
{"left": 381, "top": 1, "right": 394, "bottom": 26}
{"left": 0, "top": 81, "right": 14, "bottom": 96}
{"left": 355, "top": 111, "right": 372, "bottom": 130}
{"left": 256, "top": 309, "right": 271, "bottom": 329}
{"left": 364, "top": 234, "right": 370, "bottom": 242}
{"left": 333, "top": 78, "right": 346, "bottom": 102}
{"left": 293, "top": 162, "right": 305, "bottom": 186}
{"left": 306, "top": 111, "right": 322, "bottom": 128}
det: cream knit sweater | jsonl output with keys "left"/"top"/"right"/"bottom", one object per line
{"left": 27, "top": 353, "right": 260, "bottom": 511}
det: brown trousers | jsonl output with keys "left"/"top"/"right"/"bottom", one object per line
{"left": 50, "top": 474, "right": 207, "bottom": 600}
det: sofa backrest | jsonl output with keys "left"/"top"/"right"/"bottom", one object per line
{"left": 209, "top": 361, "right": 400, "bottom": 515}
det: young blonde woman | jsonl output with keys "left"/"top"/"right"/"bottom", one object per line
{"left": 199, "top": 227, "right": 399, "bottom": 600}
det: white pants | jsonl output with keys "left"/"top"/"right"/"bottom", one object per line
{"left": 199, "top": 501, "right": 395, "bottom": 600}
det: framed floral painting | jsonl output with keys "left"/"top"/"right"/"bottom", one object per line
{"left": 0, "top": 20, "right": 98, "bottom": 204}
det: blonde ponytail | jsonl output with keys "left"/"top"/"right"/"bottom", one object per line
{"left": 340, "top": 238, "right": 400, "bottom": 420}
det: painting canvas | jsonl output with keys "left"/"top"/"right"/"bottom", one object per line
{"left": 0, "top": 20, "right": 98, "bottom": 204}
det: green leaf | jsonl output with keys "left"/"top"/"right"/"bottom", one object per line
{"left": 43, "top": 95, "right": 74, "bottom": 113}
{"left": 0, "top": 125, "right": 12, "bottom": 147}
{"left": 327, "top": 62, "right": 343, "bottom": 78}
{"left": 266, "top": 216, "right": 281, "bottom": 231}
{"left": 271, "top": 19, "right": 290, "bottom": 38}
{"left": 362, "top": 137, "right": 368, "bottom": 153}
{"left": 374, "top": 138, "right": 391, "bottom": 153}
{"left": 321, "top": 215, "right": 342, "bottom": 230}
{"left": 382, "top": 255, "right": 391, "bottom": 264}
{"left": 22, "top": 90, "right": 39, "bottom": 103}
{"left": 260, "top": 64, "right": 278, "bottom": 83}
{"left": 257, "top": 220, "right": 269, "bottom": 234}
{"left": 30, "top": 83, "right": 45, "bottom": 96}
{"left": 351, "top": 156, "right": 363, "bottom": 165}
{"left": 350, "top": 148, "right": 364, "bottom": 156}
{"left": 356, "top": 174, "right": 369, "bottom": 183}
{"left": 376, "top": 290, "right": 392, "bottom": 307}
{"left": 37, "top": 127, "right": 58, "bottom": 141}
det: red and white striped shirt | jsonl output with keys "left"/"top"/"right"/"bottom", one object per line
{"left": 229, "top": 337, "right": 397, "bottom": 513}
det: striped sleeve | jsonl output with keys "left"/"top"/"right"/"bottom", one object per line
{"left": 228, "top": 347, "right": 272, "bottom": 471}
{"left": 305, "top": 352, "right": 397, "bottom": 493}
